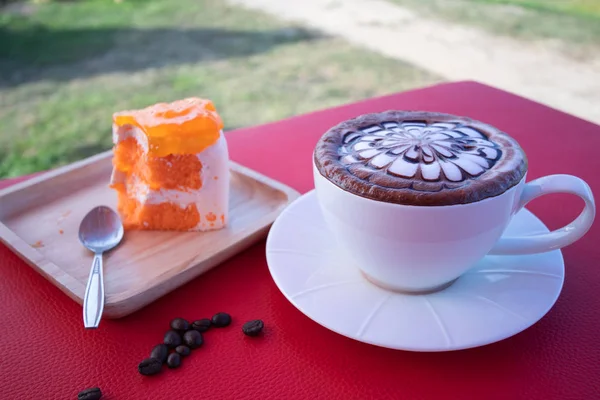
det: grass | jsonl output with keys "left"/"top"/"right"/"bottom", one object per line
{"left": 0, "top": 0, "right": 440, "bottom": 178}
{"left": 479, "top": 0, "right": 600, "bottom": 18}
{"left": 388, "top": 0, "right": 600, "bottom": 56}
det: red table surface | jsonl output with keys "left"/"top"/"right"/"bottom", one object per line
{"left": 1, "top": 81, "right": 599, "bottom": 400}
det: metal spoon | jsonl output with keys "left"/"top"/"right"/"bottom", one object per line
{"left": 78, "top": 206, "right": 124, "bottom": 329}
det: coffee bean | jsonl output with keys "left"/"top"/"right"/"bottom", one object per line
{"left": 163, "top": 330, "right": 182, "bottom": 348}
{"left": 170, "top": 318, "right": 190, "bottom": 333}
{"left": 242, "top": 319, "right": 264, "bottom": 337}
{"left": 78, "top": 387, "right": 102, "bottom": 400}
{"left": 150, "top": 344, "right": 169, "bottom": 364}
{"left": 183, "top": 330, "right": 203, "bottom": 349}
{"left": 191, "top": 318, "right": 211, "bottom": 332}
{"left": 211, "top": 312, "right": 231, "bottom": 327}
{"left": 175, "top": 345, "right": 191, "bottom": 357}
{"left": 167, "top": 353, "right": 181, "bottom": 369}
{"left": 138, "top": 358, "right": 162, "bottom": 376}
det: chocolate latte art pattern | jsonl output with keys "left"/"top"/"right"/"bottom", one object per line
{"left": 314, "top": 111, "right": 528, "bottom": 206}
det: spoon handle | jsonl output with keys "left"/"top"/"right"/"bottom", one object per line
{"left": 83, "top": 252, "right": 105, "bottom": 329}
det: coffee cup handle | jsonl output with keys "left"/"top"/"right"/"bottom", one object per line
{"left": 489, "top": 174, "right": 595, "bottom": 255}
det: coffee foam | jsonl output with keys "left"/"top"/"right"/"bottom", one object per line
{"left": 314, "top": 111, "right": 528, "bottom": 206}
{"left": 342, "top": 122, "right": 499, "bottom": 182}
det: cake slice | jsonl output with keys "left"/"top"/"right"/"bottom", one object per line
{"left": 109, "top": 98, "right": 229, "bottom": 231}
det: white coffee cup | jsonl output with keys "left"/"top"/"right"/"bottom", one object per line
{"left": 313, "top": 162, "right": 595, "bottom": 293}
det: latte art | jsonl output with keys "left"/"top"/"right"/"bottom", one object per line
{"left": 314, "top": 111, "right": 528, "bottom": 206}
{"left": 341, "top": 121, "right": 501, "bottom": 183}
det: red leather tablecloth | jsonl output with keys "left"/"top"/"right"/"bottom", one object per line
{"left": 1, "top": 81, "right": 599, "bottom": 400}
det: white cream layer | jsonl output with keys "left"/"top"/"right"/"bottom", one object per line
{"left": 112, "top": 123, "right": 149, "bottom": 152}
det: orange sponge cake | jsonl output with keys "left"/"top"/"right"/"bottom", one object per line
{"left": 109, "top": 98, "right": 229, "bottom": 231}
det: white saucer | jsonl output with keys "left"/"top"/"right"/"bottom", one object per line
{"left": 266, "top": 191, "right": 565, "bottom": 352}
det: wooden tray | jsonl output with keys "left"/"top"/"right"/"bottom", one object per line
{"left": 0, "top": 152, "right": 300, "bottom": 318}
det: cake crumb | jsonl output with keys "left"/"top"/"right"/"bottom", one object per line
{"left": 31, "top": 241, "right": 44, "bottom": 248}
{"left": 58, "top": 210, "right": 72, "bottom": 224}
{"left": 206, "top": 212, "right": 216, "bottom": 222}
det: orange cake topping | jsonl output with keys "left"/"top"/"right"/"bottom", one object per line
{"left": 113, "top": 97, "right": 224, "bottom": 157}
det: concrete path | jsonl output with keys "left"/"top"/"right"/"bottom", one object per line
{"left": 228, "top": 0, "right": 600, "bottom": 124}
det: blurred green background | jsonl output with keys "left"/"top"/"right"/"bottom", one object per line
{"left": 1, "top": 0, "right": 597, "bottom": 178}
{"left": 390, "top": 0, "right": 600, "bottom": 58}
{"left": 0, "top": 0, "right": 439, "bottom": 178}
